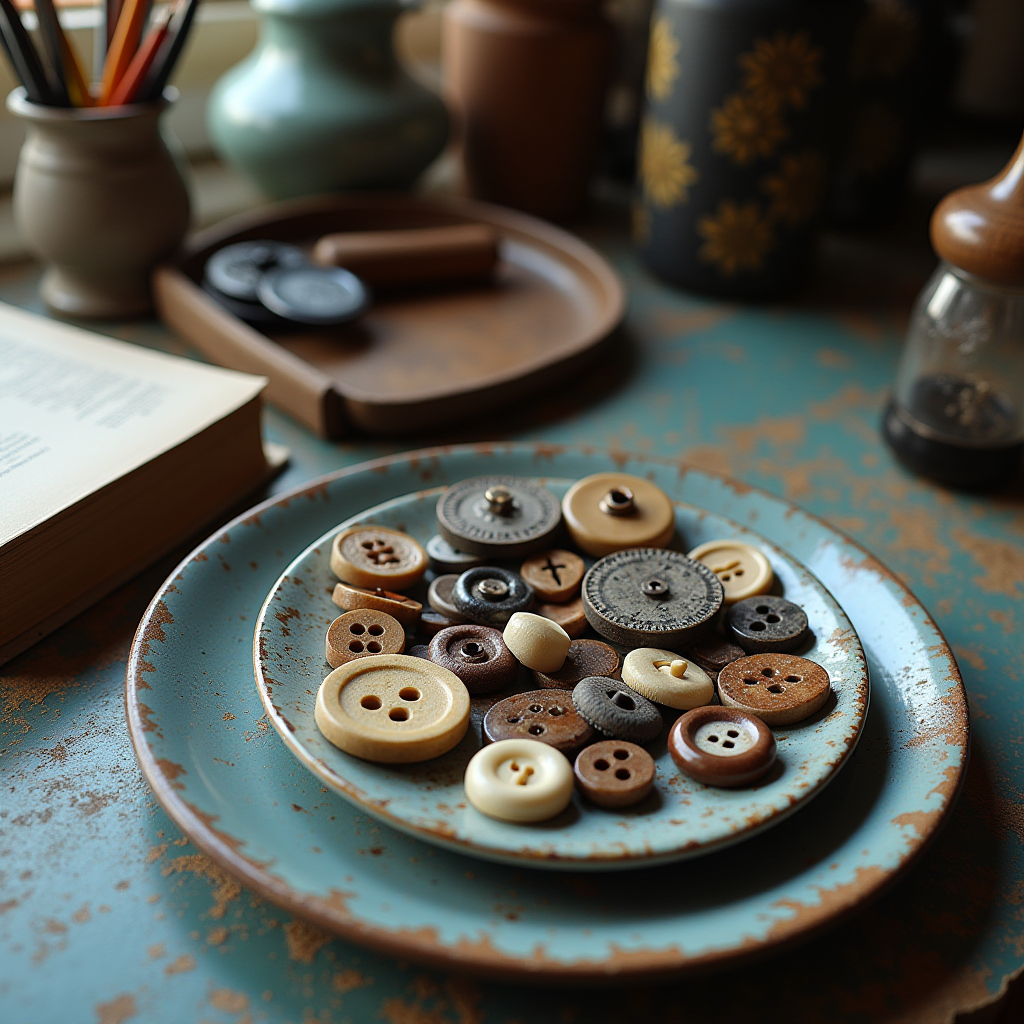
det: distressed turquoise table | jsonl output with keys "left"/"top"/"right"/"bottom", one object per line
{"left": 2, "top": 205, "right": 1023, "bottom": 1023}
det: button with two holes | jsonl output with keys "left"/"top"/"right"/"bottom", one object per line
{"left": 718, "top": 653, "right": 831, "bottom": 725}
{"left": 668, "top": 705, "right": 776, "bottom": 787}
{"left": 483, "top": 689, "right": 595, "bottom": 756}
{"left": 331, "top": 525, "right": 428, "bottom": 591}
{"left": 687, "top": 539, "right": 774, "bottom": 605}
{"left": 326, "top": 609, "right": 405, "bottom": 668}
{"left": 572, "top": 676, "right": 663, "bottom": 743}
{"left": 464, "top": 738, "right": 575, "bottom": 822}
{"left": 726, "top": 595, "right": 809, "bottom": 653}
{"left": 574, "top": 740, "right": 656, "bottom": 808}
{"left": 452, "top": 566, "right": 534, "bottom": 626}
{"left": 427, "top": 624, "right": 517, "bottom": 694}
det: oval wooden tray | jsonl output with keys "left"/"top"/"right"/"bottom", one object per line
{"left": 153, "top": 195, "right": 625, "bottom": 437}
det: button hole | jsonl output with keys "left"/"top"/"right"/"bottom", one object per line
{"left": 613, "top": 749, "right": 630, "bottom": 760}
{"left": 614, "top": 768, "right": 631, "bottom": 780}
{"left": 398, "top": 687, "right": 420, "bottom": 701}
{"left": 785, "top": 675, "right": 801, "bottom": 683}
{"left": 594, "top": 759, "right": 610, "bottom": 771}
{"left": 766, "top": 614, "right": 780, "bottom": 623}
{"left": 707, "top": 734, "right": 719, "bottom": 743}
{"left": 388, "top": 707, "right": 409, "bottom": 721}
{"left": 348, "top": 641, "right": 364, "bottom": 653}
{"left": 528, "top": 725, "right": 545, "bottom": 735}
{"left": 761, "top": 667, "right": 775, "bottom": 677}
{"left": 368, "top": 624, "right": 385, "bottom": 636}
{"left": 349, "top": 623, "right": 366, "bottom": 635}
{"left": 767, "top": 683, "right": 785, "bottom": 694}
{"left": 722, "top": 740, "right": 735, "bottom": 749}
{"left": 366, "top": 642, "right": 382, "bottom": 653}
{"left": 727, "top": 730, "right": 739, "bottom": 738}
{"left": 360, "top": 695, "right": 381, "bottom": 710}
{"left": 755, "top": 605, "right": 770, "bottom": 613}
{"left": 750, "top": 621, "right": 767, "bottom": 631}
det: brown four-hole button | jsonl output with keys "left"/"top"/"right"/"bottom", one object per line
{"left": 574, "top": 740, "right": 655, "bottom": 808}
{"left": 717, "top": 653, "right": 830, "bottom": 726}
{"left": 483, "top": 689, "right": 595, "bottom": 756}
{"left": 326, "top": 609, "right": 405, "bottom": 668}
{"left": 668, "top": 705, "right": 776, "bottom": 788}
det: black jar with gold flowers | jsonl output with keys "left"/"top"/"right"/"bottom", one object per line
{"left": 635, "top": 0, "right": 858, "bottom": 298}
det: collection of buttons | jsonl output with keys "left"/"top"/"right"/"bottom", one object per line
{"left": 315, "top": 473, "right": 833, "bottom": 823}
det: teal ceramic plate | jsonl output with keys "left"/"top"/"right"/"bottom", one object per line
{"left": 254, "top": 484, "right": 869, "bottom": 869}
{"left": 126, "top": 445, "right": 967, "bottom": 980}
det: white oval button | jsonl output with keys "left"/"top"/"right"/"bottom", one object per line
{"left": 687, "top": 539, "right": 773, "bottom": 604}
{"left": 621, "top": 647, "right": 714, "bottom": 710}
{"left": 464, "top": 739, "right": 575, "bottom": 822}
{"left": 502, "top": 611, "right": 571, "bottom": 673}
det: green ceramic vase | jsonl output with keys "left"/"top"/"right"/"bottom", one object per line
{"left": 208, "top": 0, "right": 449, "bottom": 199}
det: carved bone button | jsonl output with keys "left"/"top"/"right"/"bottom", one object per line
{"left": 483, "top": 689, "right": 595, "bottom": 756}
{"left": 572, "top": 676, "right": 663, "bottom": 743}
{"left": 582, "top": 548, "right": 724, "bottom": 648}
{"left": 427, "top": 574, "right": 469, "bottom": 623}
{"left": 426, "top": 534, "right": 486, "bottom": 574}
{"left": 561, "top": 472, "right": 675, "bottom": 557}
{"left": 315, "top": 654, "right": 470, "bottom": 763}
{"left": 326, "top": 609, "right": 405, "bottom": 668}
{"left": 519, "top": 549, "right": 586, "bottom": 602}
{"left": 687, "top": 539, "right": 774, "bottom": 605}
{"left": 621, "top": 648, "right": 714, "bottom": 710}
{"left": 331, "top": 525, "right": 428, "bottom": 591}
{"left": 502, "top": 612, "right": 571, "bottom": 673}
{"left": 533, "top": 639, "right": 620, "bottom": 689}
{"left": 668, "top": 706, "right": 776, "bottom": 787}
{"left": 682, "top": 636, "right": 746, "bottom": 681}
{"left": 718, "top": 653, "right": 830, "bottom": 726}
{"left": 726, "top": 595, "right": 809, "bottom": 654}
{"left": 452, "top": 566, "right": 534, "bottom": 626}
{"left": 464, "top": 738, "right": 575, "bottom": 822}
{"left": 574, "top": 740, "right": 655, "bottom": 808}
{"left": 536, "top": 596, "right": 588, "bottom": 639}
{"left": 427, "top": 624, "right": 517, "bottom": 694}
{"left": 332, "top": 581, "right": 422, "bottom": 627}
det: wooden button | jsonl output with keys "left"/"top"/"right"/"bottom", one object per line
{"left": 668, "top": 706, "right": 776, "bottom": 787}
{"left": 427, "top": 574, "right": 469, "bottom": 623}
{"left": 464, "top": 738, "right": 575, "bottom": 822}
{"left": 561, "top": 472, "right": 675, "bottom": 557}
{"left": 436, "top": 476, "right": 562, "bottom": 557}
{"left": 718, "top": 653, "right": 831, "bottom": 726}
{"left": 331, "top": 526, "right": 428, "bottom": 591}
{"left": 682, "top": 636, "right": 746, "bottom": 681}
{"left": 332, "top": 581, "right": 422, "bottom": 627}
{"left": 582, "top": 548, "right": 724, "bottom": 648}
{"left": 452, "top": 566, "right": 534, "bottom": 626}
{"left": 519, "top": 549, "right": 586, "bottom": 602}
{"left": 572, "top": 676, "right": 663, "bottom": 743}
{"left": 502, "top": 612, "right": 571, "bottom": 673}
{"left": 427, "top": 624, "right": 517, "bottom": 694}
{"left": 315, "top": 654, "right": 470, "bottom": 763}
{"left": 726, "top": 595, "right": 809, "bottom": 654}
{"left": 621, "top": 648, "right": 714, "bottom": 710}
{"left": 417, "top": 609, "right": 460, "bottom": 637}
{"left": 326, "top": 609, "right": 405, "bottom": 668}
{"left": 426, "top": 534, "right": 486, "bottom": 574}
{"left": 537, "top": 596, "right": 588, "bottom": 639}
{"left": 533, "top": 639, "right": 620, "bottom": 689}
{"left": 483, "top": 689, "right": 595, "bottom": 756}
{"left": 687, "top": 539, "right": 774, "bottom": 605}
{"left": 574, "top": 740, "right": 655, "bottom": 808}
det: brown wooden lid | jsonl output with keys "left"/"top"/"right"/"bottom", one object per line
{"left": 931, "top": 129, "right": 1024, "bottom": 286}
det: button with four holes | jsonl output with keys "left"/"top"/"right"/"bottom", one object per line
{"left": 483, "top": 690, "right": 595, "bottom": 756}
{"left": 621, "top": 648, "right": 714, "bottom": 710}
{"left": 726, "top": 595, "right": 809, "bottom": 653}
{"left": 572, "top": 676, "right": 663, "bottom": 743}
{"left": 464, "top": 738, "right": 575, "bottom": 822}
{"left": 533, "top": 639, "right": 620, "bottom": 689}
{"left": 718, "top": 653, "right": 831, "bottom": 726}
{"left": 668, "top": 706, "right": 777, "bottom": 787}
{"left": 332, "top": 581, "right": 422, "bottom": 627}
{"left": 519, "top": 549, "right": 586, "bottom": 602}
{"left": 574, "top": 740, "right": 655, "bottom": 808}
{"left": 427, "top": 624, "right": 517, "bottom": 694}
{"left": 315, "top": 654, "right": 470, "bottom": 763}
{"left": 331, "top": 526, "right": 428, "bottom": 591}
{"left": 687, "top": 539, "right": 774, "bottom": 605}
{"left": 326, "top": 609, "right": 405, "bottom": 668}
{"left": 452, "top": 566, "right": 534, "bottom": 626}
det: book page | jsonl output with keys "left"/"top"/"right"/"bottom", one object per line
{"left": 0, "top": 302, "right": 266, "bottom": 547}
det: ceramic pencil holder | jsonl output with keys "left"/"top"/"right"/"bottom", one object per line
{"left": 7, "top": 87, "right": 191, "bottom": 319}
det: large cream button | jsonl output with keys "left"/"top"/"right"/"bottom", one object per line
{"left": 315, "top": 654, "right": 469, "bottom": 763}
{"left": 687, "top": 540, "right": 773, "bottom": 605}
{"left": 502, "top": 611, "right": 571, "bottom": 673}
{"left": 561, "top": 473, "right": 675, "bottom": 557}
{"left": 464, "top": 739, "right": 575, "bottom": 822}
{"left": 621, "top": 647, "right": 714, "bottom": 710}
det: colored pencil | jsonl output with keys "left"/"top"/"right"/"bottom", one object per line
{"left": 32, "top": 0, "right": 71, "bottom": 105}
{"left": 105, "top": 0, "right": 122, "bottom": 48}
{"left": 0, "top": 0, "right": 54, "bottom": 104}
{"left": 99, "top": 0, "right": 149, "bottom": 103}
{"left": 106, "top": 2, "right": 171, "bottom": 106}
{"left": 34, "top": 0, "right": 92, "bottom": 107}
{"left": 137, "top": 0, "right": 199, "bottom": 103}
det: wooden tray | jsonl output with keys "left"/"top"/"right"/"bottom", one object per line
{"left": 153, "top": 196, "right": 625, "bottom": 437}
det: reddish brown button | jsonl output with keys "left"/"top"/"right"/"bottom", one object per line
{"left": 332, "top": 581, "right": 422, "bottom": 627}
{"left": 533, "top": 639, "right": 620, "bottom": 689}
{"left": 427, "top": 624, "right": 517, "bottom": 694}
{"left": 682, "top": 636, "right": 746, "bottom": 681}
{"left": 537, "top": 596, "right": 588, "bottom": 639}
{"left": 483, "top": 689, "right": 595, "bottom": 756}
{"left": 668, "top": 706, "right": 776, "bottom": 788}
{"left": 574, "top": 741, "right": 655, "bottom": 808}
{"left": 519, "top": 549, "right": 586, "bottom": 602}
{"left": 326, "top": 609, "right": 405, "bottom": 668}
{"left": 718, "top": 653, "right": 830, "bottom": 726}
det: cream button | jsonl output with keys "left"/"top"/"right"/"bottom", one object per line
{"left": 687, "top": 539, "right": 773, "bottom": 604}
{"left": 502, "top": 612, "right": 571, "bottom": 673}
{"left": 464, "top": 739, "right": 575, "bottom": 822}
{"left": 621, "top": 647, "right": 714, "bottom": 709}
{"left": 315, "top": 654, "right": 469, "bottom": 763}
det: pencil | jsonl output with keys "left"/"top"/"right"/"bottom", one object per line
{"left": 105, "top": 0, "right": 122, "bottom": 49}
{"left": 32, "top": 0, "right": 71, "bottom": 106}
{"left": 137, "top": 0, "right": 199, "bottom": 103}
{"left": 99, "top": 0, "right": 148, "bottom": 103}
{"left": 0, "top": 0, "right": 54, "bottom": 104}
{"left": 107, "top": 2, "right": 170, "bottom": 106}
{"left": 34, "top": 0, "right": 93, "bottom": 107}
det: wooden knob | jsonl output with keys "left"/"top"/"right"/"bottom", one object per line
{"left": 931, "top": 128, "right": 1024, "bottom": 286}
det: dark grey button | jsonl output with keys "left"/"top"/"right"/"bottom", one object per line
{"left": 258, "top": 265, "right": 369, "bottom": 325}
{"left": 726, "top": 596, "right": 809, "bottom": 654}
{"left": 572, "top": 676, "right": 663, "bottom": 743}
{"left": 427, "top": 574, "right": 468, "bottom": 622}
{"left": 436, "top": 476, "right": 561, "bottom": 558}
{"left": 452, "top": 566, "right": 534, "bottom": 626}
{"left": 204, "top": 240, "right": 307, "bottom": 302}
{"left": 682, "top": 636, "right": 746, "bottom": 681}
{"left": 426, "top": 535, "right": 486, "bottom": 574}
{"left": 582, "top": 548, "right": 724, "bottom": 648}
{"left": 427, "top": 624, "right": 517, "bottom": 694}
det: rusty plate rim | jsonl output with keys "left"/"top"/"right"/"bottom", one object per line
{"left": 125, "top": 443, "right": 969, "bottom": 982}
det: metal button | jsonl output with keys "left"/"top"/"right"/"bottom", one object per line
{"left": 452, "top": 566, "right": 534, "bottom": 626}
{"left": 204, "top": 239, "right": 307, "bottom": 303}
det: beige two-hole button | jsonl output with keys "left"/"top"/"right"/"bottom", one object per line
{"left": 331, "top": 525, "right": 428, "bottom": 590}
{"left": 315, "top": 654, "right": 470, "bottom": 763}
{"left": 464, "top": 738, "right": 575, "bottom": 822}
{"left": 621, "top": 647, "right": 714, "bottom": 710}
{"left": 687, "top": 539, "right": 773, "bottom": 604}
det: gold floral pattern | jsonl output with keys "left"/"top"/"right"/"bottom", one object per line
{"left": 646, "top": 15, "right": 681, "bottom": 101}
{"left": 639, "top": 117, "right": 699, "bottom": 208}
{"left": 761, "top": 151, "right": 827, "bottom": 225}
{"left": 848, "top": 100, "right": 903, "bottom": 175}
{"left": 710, "top": 92, "right": 788, "bottom": 166}
{"left": 740, "top": 31, "right": 823, "bottom": 111}
{"left": 850, "top": 0, "right": 919, "bottom": 82}
{"left": 697, "top": 200, "right": 773, "bottom": 276}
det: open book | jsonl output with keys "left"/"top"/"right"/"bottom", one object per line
{"left": 0, "top": 301, "right": 284, "bottom": 666}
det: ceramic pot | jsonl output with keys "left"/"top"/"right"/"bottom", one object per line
{"left": 7, "top": 87, "right": 191, "bottom": 318}
{"left": 635, "top": 0, "right": 856, "bottom": 298}
{"left": 209, "top": 0, "right": 449, "bottom": 199}
{"left": 443, "top": 0, "right": 613, "bottom": 221}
